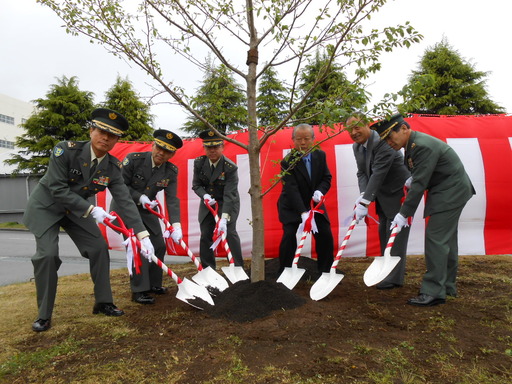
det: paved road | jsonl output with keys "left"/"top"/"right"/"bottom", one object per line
{"left": 0, "top": 230, "right": 188, "bottom": 287}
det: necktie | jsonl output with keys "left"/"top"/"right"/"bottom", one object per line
{"left": 152, "top": 166, "right": 158, "bottom": 175}
{"left": 211, "top": 163, "right": 215, "bottom": 175}
{"left": 304, "top": 157, "right": 311, "bottom": 178}
{"left": 90, "top": 158, "right": 98, "bottom": 175}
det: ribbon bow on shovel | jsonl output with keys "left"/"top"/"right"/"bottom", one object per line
{"left": 204, "top": 199, "right": 249, "bottom": 284}
{"left": 144, "top": 202, "right": 229, "bottom": 294}
{"left": 277, "top": 197, "right": 325, "bottom": 290}
{"left": 103, "top": 213, "right": 214, "bottom": 309}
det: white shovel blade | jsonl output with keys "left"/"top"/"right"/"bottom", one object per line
{"left": 276, "top": 266, "right": 306, "bottom": 290}
{"left": 363, "top": 255, "right": 401, "bottom": 286}
{"left": 175, "top": 277, "right": 215, "bottom": 309}
{"left": 192, "top": 267, "right": 229, "bottom": 292}
{"left": 221, "top": 264, "right": 249, "bottom": 284}
{"left": 310, "top": 271, "right": 345, "bottom": 301}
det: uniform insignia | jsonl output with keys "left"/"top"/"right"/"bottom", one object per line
{"left": 166, "top": 133, "right": 173, "bottom": 139}
{"left": 115, "top": 160, "right": 122, "bottom": 169}
{"left": 67, "top": 142, "right": 76, "bottom": 148}
{"left": 411, "top": 143, "right": 416, "bottom": 149}
{"left": 218, "top": 172, "right": 225, "bottom": 181}
{"left": 208, "top": 131, "right": 214, "bottom": 136}
{"left": 408, "top": 158, "right": 414, "bottom": 169}
{"left": 93, "top": 176, "right": 110, "bottom": 186}
{"left": 70, "top": 169, "right": 82, "bottom": 175}
{"left": 156, "top": 179, "right": 170, "bottom": 187}
{"left": 109, "top": 112, "right": 117, "bottom": 120}
{"left": 54, "top": 147, "right": 64, "bottom": 157}
{"left": 123, "top": 158, "right": 129, "bottom": 166}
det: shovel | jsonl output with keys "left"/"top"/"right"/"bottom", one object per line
{"left": 204, "top": 200, "right": 249, "bottom": 284}
{"left": 149, "top": 253, "right": 215, "bottom": 309}
{"left": 277, "top": 197, "right": 325, "bottom": 290}
{"left": 145, "top": 203, "right": 229, "bottom": 293}
{"left": 363, "top": 225, "right": 401, "bottom": 286}
{"left": 309, "top": 218, "right": 355, "bottom": 300}
{"left": 103, "top": 215, "right": 214, "bottom": 310}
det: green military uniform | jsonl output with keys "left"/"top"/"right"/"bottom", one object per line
{"left": 399, "top": 130, "right": 475, "bottom": 298}
{"left": 24, "top": 110, "right": 146, "bottom": 322}
{"left": 111, "top": 129, "right": 182, "bottom": 294}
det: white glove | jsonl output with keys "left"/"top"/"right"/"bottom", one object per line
{"left": 170, "top": 224, "right": 182, "bottom": 243}
{"left": 91, "top": 207, "right": 115, "bottom": 224}
{"left": 218, "top": 218, "right": 227, "bottom": 235}
{"left": 404, "top": 176, "right": 412, "bottom": 190}
{"left": 354, "top": 203, "right": 368, "bottom": 223}
{"left": 140, "top": 237, "right": 155, "bottom": 262}
{"left": 391, "top": 213, "right": 409, "bottom": 233}
{"left": 139, "top": 194, "right": 157, "bottom": 209}
{"left": 312, "top": 190, "right": 323, "bottom": 203}
{"left": 354, "top": 194, "right": 364, "bottom": 206}
{"left": 203, "top": 193, "right": 216, "bottom": 206}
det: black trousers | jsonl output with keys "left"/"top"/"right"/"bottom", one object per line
{"left": 279, "top": 214, "right": 334, "bottom": 274}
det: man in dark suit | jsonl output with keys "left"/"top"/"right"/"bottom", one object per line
{"left": 346, "top": 115, "right": 411, "bottom": 289}
{"left": 277, "top": 123, "right": 334, "bottom": 274}
{"left": 192, "top": 130, "right": 243, "bottom": 269}
{"left": 375, "top": 114, "right": 475, "bottom": 306}
{"left": 23, "top": 108, "right": 155, "bottom": 332}
{"left": 111, "top": 129, "right": 183, "bottom": 304}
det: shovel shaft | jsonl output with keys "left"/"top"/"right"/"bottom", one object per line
{"left": 331, "top": 218, "right": 357, "bottom": 269}
{"left": 205, "top": 201, "right": 235, "bottom": 265}
{"left": 384, "top": 225, "right": 399, "bottom": 256}
{"left": 293, "top": 233, "right": 308, "bottom": 266}
{"left": 152, "top": 254, "right": 183, "bottom": 284}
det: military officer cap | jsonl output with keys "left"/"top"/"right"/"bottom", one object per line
{"left": 372, "top": 113, "right": 406, "bottom": 140}
{"left": 91, "top": 108, "right": 129, "bottom": 137}
{"left": 153, "top": 129, "right": 183, "bottom": 152}
{"left": 199, "top": 129, "right": 224, "bottom": 147}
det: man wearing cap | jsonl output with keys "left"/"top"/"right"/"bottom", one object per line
{"left": 346, "top": 114, "right": 411, "bottom": 290}
{"left": 374, "top": 114, "right": 475, "bottom": 306}
{"left": 24, "top": 108, "right": 155, "bottom": 332}
{"left": 192, "top": 130, "right": 243, "bottom": 269}
{"left": 277, "top": 123, "right": 334, "bottom": 275}
{"left": 112, "top": 129, "right": 183, "bottom": 304}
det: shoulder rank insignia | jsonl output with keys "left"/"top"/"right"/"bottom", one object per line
{"left": 67, "top": 141, "right": 77, "bottom": 148}
{"left": 54, "top": 147, "right": 64, "bottom": 157}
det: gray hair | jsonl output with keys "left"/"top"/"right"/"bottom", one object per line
{"left": 292, "top": 123, "right": 315, "bottom": 139}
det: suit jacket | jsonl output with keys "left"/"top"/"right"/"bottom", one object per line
{"left": 400, "top": 131, "right": 475, "bottom": 218}
{"left": 278, "top": 149, "right": 331, "bottom": 224}
{"left": 192, "top": 155, "right": 240, "bottom": 223}
{"left": 353, "top": 130, "right": 410, "bottom": 218}
{"left": 111, "top": 151, "right": 180, "bottom": 234}
{"left": 23, "top": 141, "right": 146, "bottom": 237}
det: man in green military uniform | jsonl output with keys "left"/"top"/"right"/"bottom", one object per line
{"left": 112, "top": 129, "right": 183, "bottom": 304}
{"left": 24, "top": 108, "right": 155, "bottom": 332}
{"left": 374, "top": 114, "right": 475, "bottom": 306}
{"left": 192, "top": 130, "right": 243, "bottom": 269}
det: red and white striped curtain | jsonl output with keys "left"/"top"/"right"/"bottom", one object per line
{"left": 99, "top": 114, "right": 512, "bottom": 259}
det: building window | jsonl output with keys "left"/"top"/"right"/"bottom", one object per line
{"left": 0, "top": 140, "right": 15, "bottom": 149}
{"left": 0, "top": 114, "right": 15, "bottom": 125}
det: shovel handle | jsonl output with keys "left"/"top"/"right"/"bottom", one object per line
{"left": 204, "top": 200, "right": 235, "bottom": 266}
{"left": 384, "top": 225, "right": 400, "bottom": 257}
{"left": 330, "top": 217, "right": 357, "bottom": 270}
{"left": 151, "top": 254, "right": 183, "bottom": 284}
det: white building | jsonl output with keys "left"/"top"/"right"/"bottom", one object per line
{"left": 0, "top": 93, "right": 35, "bottom": 173}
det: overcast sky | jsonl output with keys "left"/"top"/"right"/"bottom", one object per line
{"left": 1, "top": 0, "right": 510, "bottom": 136}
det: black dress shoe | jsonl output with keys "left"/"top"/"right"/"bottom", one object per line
{"left": 376, "top": 282, "right": 402, "bottom": 290}
{"left": 407, "top": 293, "right": 445, "bottom": 307}
{"left": 32, "top": 318, "right": 51, "bottom": 332}
{"left": 132, "top": 292, "right": 155, "bottom": 304}
{"left": 92, "top": 303, "right": 125, "bottom": 316}
{"left": 150, "top": 286, "right": 168, "bottom": 295}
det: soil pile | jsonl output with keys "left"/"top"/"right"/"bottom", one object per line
{"left": 205, "top": 279, "right": 306, "bottom": 322}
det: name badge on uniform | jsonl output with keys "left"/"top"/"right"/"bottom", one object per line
{"left": 93, "top": 176, "right": 110, "bottom": 186}
{"left": 156, "top": 179, "right": 169, "bottom": 187}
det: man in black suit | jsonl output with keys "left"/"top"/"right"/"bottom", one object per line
{"left": 346, "top": 115, "right": 411, "bottom": 289}
{"left": 111, "top": 129, "right": 183, "bottom": 304}
{"left": 23, "top": 108, "right": 155, "bottom": 332}
{"left": 277, "top": 123, "right": 334, "bottom": 274}
{"left": 192, "top": 130, "right": 243, "bottom": 269}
